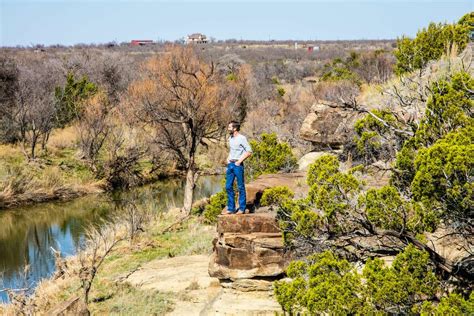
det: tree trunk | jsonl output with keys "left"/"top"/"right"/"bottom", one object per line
{"left": 41, "top": 131, "right": 50, "bottom": 153}
{"left": 31, "top": 134, "right": 38, "bottom": 159}
{"left": 183, "top": 167, "right": 196, "bottom": 215}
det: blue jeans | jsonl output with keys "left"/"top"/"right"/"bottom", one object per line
{"left": 225, "top": 162, "right": 246, "bottom": 212}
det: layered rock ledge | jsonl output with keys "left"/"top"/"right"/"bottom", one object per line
{"left": 209, "top": 172, "right": 307, "bottom": 281}
{"left": 209, "top": 211, "right": 291, "bottom": 280}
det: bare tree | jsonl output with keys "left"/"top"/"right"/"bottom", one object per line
{"left": 0, "top": 54, "right": 20, "bottom": 144}
{"left": 76, "top": 92, "right": 113, "bottom": 170}
{"left": 14, "top": 58, "right": 60, "bottom": 159}
{"left": 130, "top": 45, "right": 233, "bottom": 214}
{"left": 102, "top": 126, "right": 146, "bottom": 189}
{"left": 353, "top": 50, "right": 395, "bottom": 84}
{"left": 113, "top": 197, "right": 153, "bottom": 246}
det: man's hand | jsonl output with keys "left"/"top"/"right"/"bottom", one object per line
{"left": 236, "top": 152, "right": 252, "bottom": 166}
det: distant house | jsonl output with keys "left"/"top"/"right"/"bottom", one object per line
{"left": 186, "top": 33, "right": 208, "bottom": 44}
{"left": 307, "top": 45, "right": 320, "bottom": 53}
{"left": 131, "top": 40, "right": 153, "bottom": 46}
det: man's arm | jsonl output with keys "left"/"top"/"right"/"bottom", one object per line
{"left": 236, "top": 136, "right": 252, "bottom": 165}
{"left": 236, "top": 151, "right": 252, "bottom": 165}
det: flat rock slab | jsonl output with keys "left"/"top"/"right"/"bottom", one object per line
{"left": 124, "top": 254, "right": 219, "bottom": 293}
{"left": 117, "top": 254, "right": 282, "bottom": 316}
{"left": 207, "top": 289, "right": 282, "bottom": 316}
{"left": 170, "top": 287, "right": 282, "bottom": 316}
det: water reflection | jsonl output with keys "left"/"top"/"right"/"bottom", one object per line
{"left": 0, "top": 175, "right": 222, "bottom": 302}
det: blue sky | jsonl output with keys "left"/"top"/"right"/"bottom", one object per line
{"left": 1, "top": 0, "right": 472, "bottom": 47}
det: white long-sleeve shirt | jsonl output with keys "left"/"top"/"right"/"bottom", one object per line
{"left": 227, "top": 134, "right": 252, "bottom": 162}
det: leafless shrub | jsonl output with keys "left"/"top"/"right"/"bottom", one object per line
{"left": 78, "top": 220, "right": 124, "bottom": 309}
{"left": 311, "top": 80, "right": 360, "bottom": 106}
{"left": 0, "top": 54, "right": 20, "bottom": 143}
{"left": 113, "top": 198, "right": 153, "bottom": 246}
{"left": 76, "top": 92, "right": 113, "bottom": 170}
{"left": 13, "top": 57, "right": 62, "bottom": 159}
{"left": 244, "top": 98, "right": 311, "bottom": 151}
{"left": 50, "top": 247, "right": 68, "bottom": 280}
{"left": 102, "top": 126, "right": 146, "bottom": 189}
{"left": 216, "top": 53, "right": 245, "bottom": 76}
{"left": 355, "top": 50, "right": 395, "bottom": 84}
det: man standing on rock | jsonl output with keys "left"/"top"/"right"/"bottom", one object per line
{"left": 222, "top": 121, "right": 252, "bottom": 215}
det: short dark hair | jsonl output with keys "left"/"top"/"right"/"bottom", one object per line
{"left": 229, "top": 121, "right": 240, "bottom": 131}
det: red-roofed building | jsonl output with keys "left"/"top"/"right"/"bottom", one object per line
{"left": 131, "top": 40, "right": 154, "bottom": 46}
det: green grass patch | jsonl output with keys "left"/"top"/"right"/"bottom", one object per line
{"left": 89, "top": 280, "right": 174, "bottom": 315}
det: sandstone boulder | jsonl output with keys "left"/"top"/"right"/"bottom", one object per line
{"left": 300, "top": 102, "right": 362, "bottom": 148}
{"left": 216, "top": 213, "right": 280, "bottom": 234}
{"left": 209, "top": 173, "right": 307, "bottom": 281}
{"left": 209, "top": 211, "right": 291, "bottom": 280}
{"left": 244, "top": 172, "right": 307, "bottom": 208}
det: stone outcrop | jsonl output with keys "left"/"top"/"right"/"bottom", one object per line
{"left": 120, "top": 254, "right": 283, "bottom": 315}
{"left": 243, "top": 172, "right": 307, "bottom": 209}
{"left": 299, "top": 101, "right": 363, "bottom": 148}
{"left": 208, "top": 210, "right": 291, "bottom": 280}
{"left": 209, "top": 172, "right": 309, "bottom": 281}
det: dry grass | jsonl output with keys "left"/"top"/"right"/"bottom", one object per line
{"left": 0, "top": 144, "right": 102, "bottom": 209}
{"left": 0, "top": 144, "right": 23, "bottom": 161}
{"left": 48, "top": 126, "right": 78, "bottom": 151}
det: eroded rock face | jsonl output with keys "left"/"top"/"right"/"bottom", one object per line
{"left": 209, "top": 173, "right": 307, "bottom": 281}
{"left": 216, "top": 213, "right": 281, "bottom": 234}
{"left": 209, "top": 212, "right": 291, "bottom": 280}
{"left": 300, "top": 102, "right": 362, "bottom": 148}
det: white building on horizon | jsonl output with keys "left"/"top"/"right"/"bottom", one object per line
{"left": 186, "top": 33, "right": 208, "bottom": 44}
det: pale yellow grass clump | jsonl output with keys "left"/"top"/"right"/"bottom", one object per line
{"left": 47, "top": 126, "right": 78, "bottom": 151}
{"left": 0, "top": 144, "right": 22, "bottom": 160}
